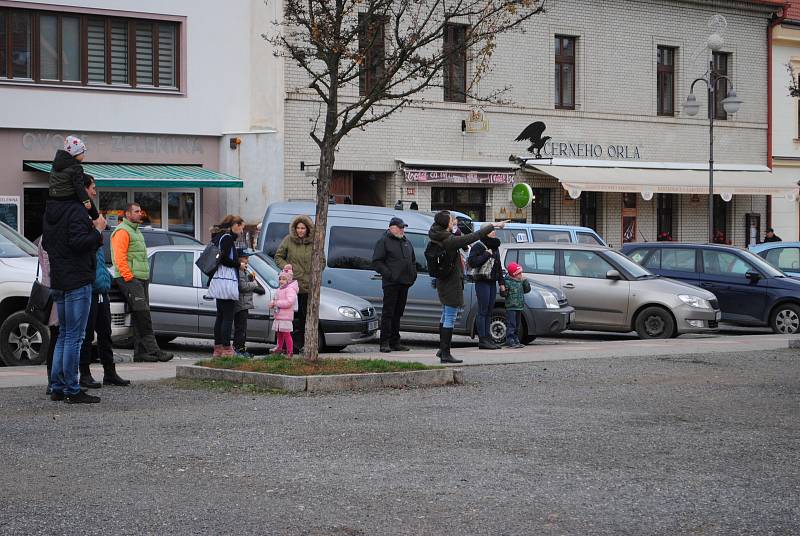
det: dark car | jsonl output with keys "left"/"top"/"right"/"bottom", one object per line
{"left": 621, "top": 242, "right": 800, "bottom": 334}
{"left": 101, "top": 228, "right": 201, "bottom": 266}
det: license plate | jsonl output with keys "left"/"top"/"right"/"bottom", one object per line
{"left": 568, "top": 312, "right": 575, "bottom": 324}
{"left": 715, "top": 311, "right": 722, "bottom": 321}
{"left": 368, "top": 320, "right": 379, "bottom": 331}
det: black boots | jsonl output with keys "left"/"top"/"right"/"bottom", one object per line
{"left": 436, "top": 323, "right": 443, "bottom": 358}
{"left": 439, "top": 327, "right": 463, "bottom": 364}
{"left": 79, "top": 362, "right": 101, "bottom": 389}
{"left": 103, "top": 363, "right": 131, "bottom": 386}
{"left": 478, "top": 336, "right": 500, "bottom": 350}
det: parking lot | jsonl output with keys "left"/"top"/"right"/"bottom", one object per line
{"left": 1, "top": 345, "right": 797, "bottom": 535}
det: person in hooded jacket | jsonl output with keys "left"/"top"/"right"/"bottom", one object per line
{"left": 467, "top": 229, "right": 505, "bottom": 350}
{"left": 42, "top": 174, "right": 106, "bottom": 404}
{"left": 428, "top": 210, "right": 505, "bottom": 363}
{"left": 274, "top": 215, "right": 324, "bottom": 352}
{"left": 49, "top": 135, "right": 99, "bottom": 220}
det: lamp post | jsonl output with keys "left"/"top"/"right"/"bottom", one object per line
{"left": 684, "top": 50, "right": 743, "bottom": 243}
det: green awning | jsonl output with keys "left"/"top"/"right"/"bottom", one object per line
{"left": 24, "top": 162, "right": 243, "bottom": 188}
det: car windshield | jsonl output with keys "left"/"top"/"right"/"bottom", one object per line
{"left": 605, "top": 250, "right": 653, "bottom": 278}
{"left": 738, "top": 249, "right": 785, "bottom": 277}
{"left": 249, "top": 252, "right": 281, "bottom": 288}
{"left": 0, "top": 222, "right": 37, "bottom": 257}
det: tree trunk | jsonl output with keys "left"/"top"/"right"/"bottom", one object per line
{"left": 302, "top": 141, "right": 335, "bottom": 360}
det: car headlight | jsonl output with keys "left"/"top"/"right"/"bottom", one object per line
{"left": 338, "top": 306, "right": 362, "bottom": 319}
{"left": 537, "top": 289, "right": 561, "bottom": 309}
{"left": 678, "top": 294, "right": 711, "bottom": 309}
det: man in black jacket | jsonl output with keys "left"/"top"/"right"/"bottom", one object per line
{"left": 372, "top": 217, "right": 418, "bottom": 353}
{"left": 42, "top": 176, "right": 106, "bottom": 404}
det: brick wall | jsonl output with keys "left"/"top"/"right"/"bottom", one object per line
{"left": 283, "top": 0, "right": 776, "bottom": 243}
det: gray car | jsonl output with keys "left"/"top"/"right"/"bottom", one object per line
{"left": 500, "top": 243, "right": 721, "bottom": 338}
{"left": 259, "top": 202, "right": 575, "bottom": 344}
{"left": 146, "top": 245, "right": 378, "bottom": 351}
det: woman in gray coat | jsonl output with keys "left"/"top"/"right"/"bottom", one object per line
{"left": 428, "top": 211, "right": 505, "bottom": 363}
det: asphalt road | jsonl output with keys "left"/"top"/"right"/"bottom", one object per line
{"left": 1, "top": 347, "right": 797, "bottom": 535}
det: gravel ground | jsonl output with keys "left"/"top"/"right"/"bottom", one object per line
{"left": 0, "top": 349, "right": 798, "bottom": 535}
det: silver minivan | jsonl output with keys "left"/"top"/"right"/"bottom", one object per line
{"left": 259, "top": 202, "right": 574, "bottom": 343}
{"left": 500, "top": 243, "right": 721, "bottom": 338}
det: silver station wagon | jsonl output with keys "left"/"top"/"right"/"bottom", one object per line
{"left": 499, "top": 243, "right": 721, "bottom": 338}
{"left": 146, "top": 245, "right": 378, "bottom": 351}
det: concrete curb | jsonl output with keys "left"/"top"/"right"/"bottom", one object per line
{"left": 175, "top": 365, "right": 462, "bottom": 393}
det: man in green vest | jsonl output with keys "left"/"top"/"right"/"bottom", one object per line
{"left": 111, "top": 203, "right": 173, "bottom": 362}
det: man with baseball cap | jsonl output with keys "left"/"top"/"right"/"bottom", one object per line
{"left": 372, "top": 216, "right": 417, "bottom": 352}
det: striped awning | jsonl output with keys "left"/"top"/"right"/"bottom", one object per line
{"left": 24, "top": 162, "right": 243, "bottom": 188}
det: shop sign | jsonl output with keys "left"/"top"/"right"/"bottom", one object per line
{"left": 541, "top": 142, "right": 641, "bottom": 160}
{"left": 0, "top": 196, "right": 20, "bottom": 231}
{"left": 21, "top": 131, "right": 204, "bottom": 155}
{"left": 514, "top": 121, "right": 642, "bottom": 160}
{"left": 511, "top": 183, "right": 534, "bottom": 208}
{"left": 404, "top": 169, "right": 514, "bottom": 184}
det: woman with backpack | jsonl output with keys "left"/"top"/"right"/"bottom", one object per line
{"left": 208, "top": 215, "right": 244, "bottom": 357}
{"left": 427, "top": 211, "right": 505, "bottom": 363}
{"left": 467, "top": 229, "right": 505, "bottom": 350}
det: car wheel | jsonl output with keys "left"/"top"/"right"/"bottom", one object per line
{"left": 0, "top": 311, "right": 50, "bottom": 366}
{"left": 488, "top": 309, "right": 508, "bottom": 345}
{"left": 770, "top": 303, "right": 800, "bottom": 334}
{"left": 156, "top": 335, "right": 176, "bottom": 347}
{"left": 634, "top": 306, "right": 675, "bottom": 339}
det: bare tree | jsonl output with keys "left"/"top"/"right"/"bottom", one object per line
{"left": 265, "top": 0, "right": 546, "bottom": 359}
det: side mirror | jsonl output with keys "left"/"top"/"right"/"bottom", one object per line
{"left": 745, "top": 270, "right": 761, "bottom": 281}
{"left": 606, "top": 269, "right": 622, "bottom": 280}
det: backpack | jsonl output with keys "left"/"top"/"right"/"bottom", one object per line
{"left": 425, "top": 239, "right": 455, "bottom": 279}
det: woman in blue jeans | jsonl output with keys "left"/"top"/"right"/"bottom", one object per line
{"left": 42, "top": 174, "right": 105, "bottom": 403}
{"left": 428, "top": 211, "right": 505, "bottom": 363}
{"left": 467, "top": 230, "right": 505, "bottom": 350}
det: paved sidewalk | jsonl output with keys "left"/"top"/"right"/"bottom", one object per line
{"left": 1, "top": 333, "right": 795, "bottom": 389}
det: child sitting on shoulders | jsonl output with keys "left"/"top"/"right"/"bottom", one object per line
{"left": 502, "top": 262, "right": 531, "bottom": 349}
{"left": 270, "top": 265, "right": 298, "bottom": 357}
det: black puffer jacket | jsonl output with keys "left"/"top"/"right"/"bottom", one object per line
{"left": 48, "top": 150, "right": 99, "bottom": 219}
{"left": 428, "top": 222, "right": 493, "bottom": 307}
{"left": 372, "top": 231, "right": 417, "bottom": 287}
{"left": 42, "top": 199, "right": 101, "bottom": 291}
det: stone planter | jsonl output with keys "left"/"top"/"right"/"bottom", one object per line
{"left": 175, "top": 365, "right": 463, "bottom": 393}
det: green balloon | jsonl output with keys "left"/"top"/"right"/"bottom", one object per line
{"left": 511, "top": 183, "right": 533, "bottom": 209}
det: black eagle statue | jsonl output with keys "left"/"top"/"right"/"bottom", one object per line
{"left": 515, "top": 121, "right": 551, "bottom": 159}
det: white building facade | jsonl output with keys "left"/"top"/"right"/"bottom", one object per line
{"left": 0, "top": 0, "right": 284, "bottom": 241}
{"left": 283, "top": 0, "right": 794, "bottom": 248}
{"left": 770, "top": 5, "right": 800, "bottom": 241}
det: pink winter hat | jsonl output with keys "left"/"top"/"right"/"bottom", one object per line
{"left": 280, "top": 264, "right": 294, "bottom": 282}
{"left": 507, "top": 262, "right": 523, "bottom": 276}
{"left": 63, "top": 135, "right": 86, "bottom": 157}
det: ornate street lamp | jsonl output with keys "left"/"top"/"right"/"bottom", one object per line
{"left": 683, "top": 22, "right": 743, "bottom": 243}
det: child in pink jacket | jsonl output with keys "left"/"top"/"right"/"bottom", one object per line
{"left": 270, "top": 265, "right": 299, "bottom": 356}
